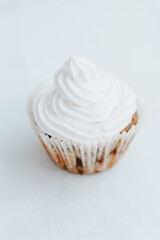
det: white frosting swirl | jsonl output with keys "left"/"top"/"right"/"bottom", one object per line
{"left": 32, "top": 57, "right": 137, "bottom": 143}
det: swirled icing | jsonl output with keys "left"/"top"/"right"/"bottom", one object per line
{"left": 31, "top": 57, "right": 137, "bottom": 143}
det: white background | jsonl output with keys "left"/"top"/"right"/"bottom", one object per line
{"left": 0, "top": 0, "right": 160, "bottom": 239}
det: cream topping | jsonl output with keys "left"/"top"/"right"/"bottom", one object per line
{"left": 31, "top": 57, "right": 137, "bottom": 143}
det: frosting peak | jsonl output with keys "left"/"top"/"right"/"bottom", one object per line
{"left": 32, "top": 57, "right": 137, "bottom": 143}
{"left": 55, "top": 56, "right": 104, "bottom": 107}
{"left": 63, "top": 56, "right": 98, "bottom": 83}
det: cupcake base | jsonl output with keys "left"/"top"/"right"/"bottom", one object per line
{"left": 28, "top": 93, "right": 141, "bottom": 175}
{"left": 38, "top": 116, "right": 137, "bottom": 174}
{"left": 39, "top": 135, "right": 133, "bottom": 174}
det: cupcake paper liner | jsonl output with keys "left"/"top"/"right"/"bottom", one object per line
{"left": 27, "top": 99, "right": 143, "bottom": 174}
{"left": 38, "top": 124, "right": 137, "bottom": 174}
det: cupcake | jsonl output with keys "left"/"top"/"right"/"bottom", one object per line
{"left": 27, "top": 57, "right": 142, "bottom": 174}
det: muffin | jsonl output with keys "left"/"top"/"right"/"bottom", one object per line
{"left": 27, "top": 56, "right": 142, "bottom": 174}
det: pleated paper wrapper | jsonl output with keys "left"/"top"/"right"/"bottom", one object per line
{"left": 27, "top": 99, "right": 143, "bottom": 174}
